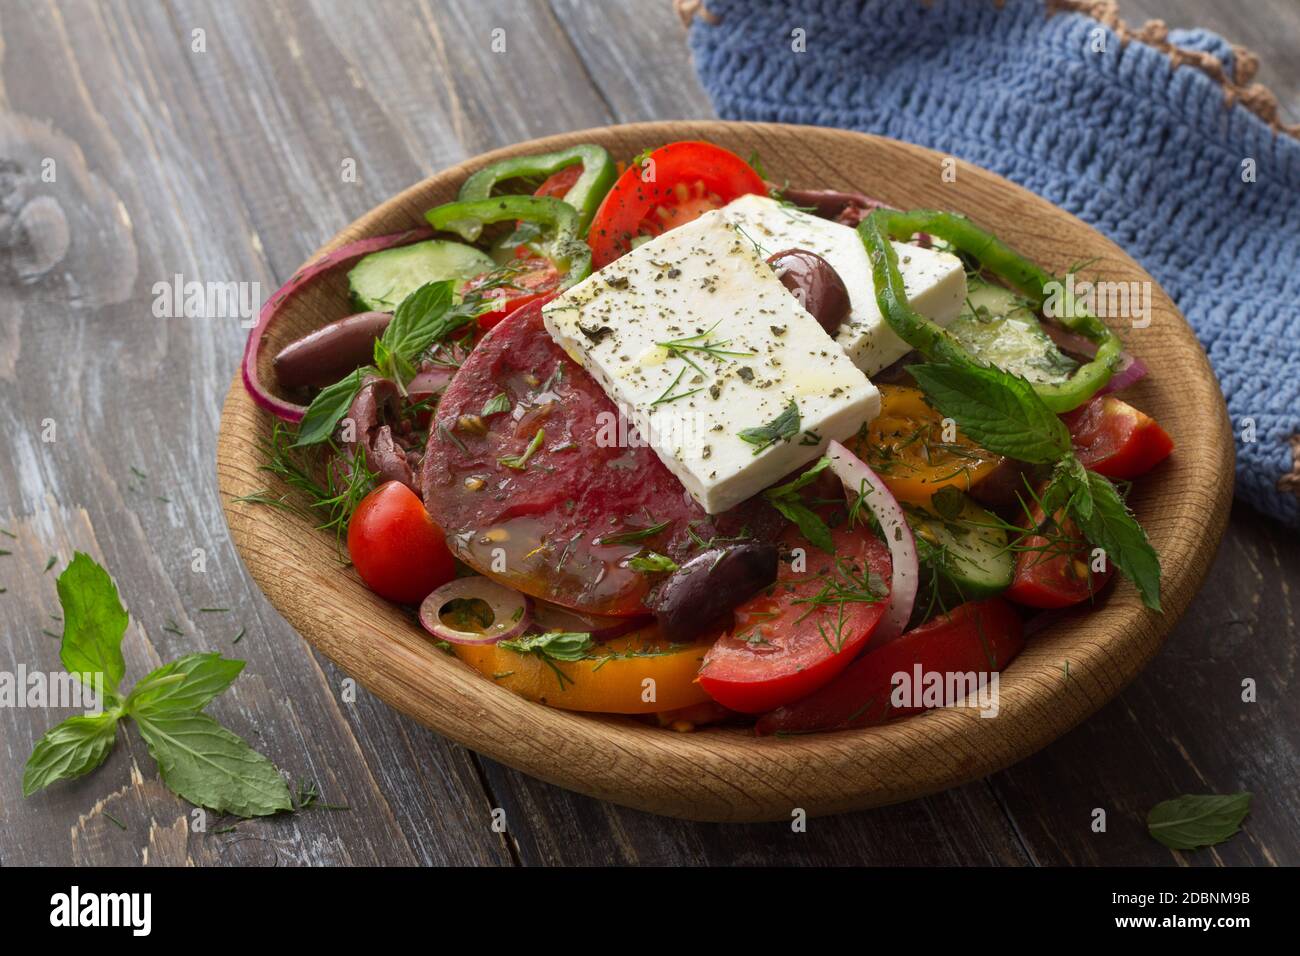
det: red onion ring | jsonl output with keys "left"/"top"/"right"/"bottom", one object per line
{"left": 418, "top": 576, "right": 531, "bottom": 645}
{"left": 826, "top": 441, "right": 919, "bottom": 644}
{"left": 242, "top": 226, "right": 434, "bottom": 422}
{"left": 1040, "top": 324, "right": 1148, "bottom": 395}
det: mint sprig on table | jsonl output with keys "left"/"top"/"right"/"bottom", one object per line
{"left": 23, "top": 553, "right": 294, "bottom": 817}
{"left": 909, "top": 361, "right": 1162, "bottom": 611}
{"left": 1147, "top": 793, "right": 1252, "bottom": 850}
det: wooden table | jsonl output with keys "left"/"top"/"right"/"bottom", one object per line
{"left": 1, "top": 0, "right": 1295, "bottom": 866}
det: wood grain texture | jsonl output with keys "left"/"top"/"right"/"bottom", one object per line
{"left": 1, "top": 0, "right": 1295, "bottom": 863}
{"left": 218, "top": 120, "right": 1233, "bottom": 821}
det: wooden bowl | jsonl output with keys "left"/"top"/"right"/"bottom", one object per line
{"left": 217, "top": 121, "right": 1233, "bottom": 821}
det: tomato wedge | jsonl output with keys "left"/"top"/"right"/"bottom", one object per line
{"left": 851, "top": 384, "right": 1002, "bottom": 504}
{"left": 454, "top": 625, "right": 713, "bottom": 714}
{"left": 1004, "top": 485, "right": 1114, "bottom": 609}
{"left": 463, "top": 256, "right": 564, "bottom": 330}
{"left": 755, "top": 598, "right": 1024, "bottom": 735}
{"left": 698, "top": 523, "right": 892, "bottom": 714}
{"left": 1062, "top": 395, "right": 1174, "bottom": 480}
{"left": 587, "top": 141, "right": 766, "bottom": 268}
{"left": 534, "top": 164, "right": 584, "bottom": 199}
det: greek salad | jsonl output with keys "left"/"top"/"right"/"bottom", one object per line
{"left": 241, "top": 140, "right": 1172, "bottom": 734}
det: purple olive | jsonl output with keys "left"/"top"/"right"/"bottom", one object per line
{"left": 645, "top": 542, "right": 779, "bottom": 642}
{"left": 273, "top": 311, "right": 392, "bottom": 390}
{"left": 769, "top": 185, "right": 881, "bottom": 226}
{"left": 342, "top": 375, "right": 420, "bottom": 495}
{"left": 766, "top": 248, "right": 852, "bottom": 334}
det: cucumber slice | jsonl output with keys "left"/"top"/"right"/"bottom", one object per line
{"left": 948, "top": 278, "right": 1078, "bottom": 385}
{"left": 347, "top": 240, "right": 495, "bottom": 312}
{"left": 909, "top": 491, "right": 1013, "bottom": 602}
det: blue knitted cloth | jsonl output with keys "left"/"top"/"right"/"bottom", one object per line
{"left": 688, "top": 0, "right": 1300, "bottom": 526}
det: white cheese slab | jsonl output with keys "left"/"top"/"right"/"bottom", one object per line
{"left": 542, "top": 209, "right": 880, "bottom": 515}
{"left": 719, "top": 193, "right": 967, "bottom": 375}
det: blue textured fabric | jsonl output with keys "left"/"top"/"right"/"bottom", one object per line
{"left": 688, "top": 0, "right": 1300, "bottom": 526}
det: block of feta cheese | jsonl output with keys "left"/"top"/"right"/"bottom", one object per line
{"left": 718, "top": 193, "right": 967, "bottom": 375}
{"left": 542, "top": 208, "right": 880, "bottom": 515}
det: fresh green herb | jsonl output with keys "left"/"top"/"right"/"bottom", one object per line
{"left": 0, "top": 550, "right": 11, "bottom": 557}
{"left": 1071, "top": 469, "right": 1161, "bottom": 610}
{"left": 162, "top": 620, "right": 184, "bottom": 637}
{"left": 596, "top": 520, "right": 669, "bottom": 546}
{"left": 292, "top": 779, "right": 349, "bottom": 812}
{"left": 44, "top": 555, "right": 57, "bottom": 573}
{"left": 103, "top": 810, "right": 127, "bottom": 830}
{"left": 763, "top": 455, "right": 834, "bottom": 553}
{"left": 658, "top": 321, "right": 755, "bottom": 363}
{"left": 41, "top": 629, "right": 60, "bottom": 639}
{"left": 1147, "top": 793, "right": 1251, "bottom": 850}
{"left": 374, "top": 280, "right": 458, "bottom": 384}
{"left": 739, "top": 400, "right": 801, "bottom": 455}
{"left": 908, "top": 362, "right": 1069, "bottom": 464}
{"left": 294, "top": 368, "right": 370, "bottom": 448}
{"left": 0, "top": 528, "right": 16, "bottom": 539}
{"left": 651, "top": 364, "right": 705, "bottom": 406}
{"left": 500, "top": 630, "right": 594, "bottom": 661}
{"left": 199, "top": 607, "right": 229, "bottom": 613}
{"left": 498, "top": 428, "right": 545, "bottom": 470}
{"left": 23, "top": 554, "right": 294, "bottom": 818}
{"left": 930, "top": 484, "right": 966, "bottom": 521}
{"left": 627, "top": 551, "right": 679, "bottom": 573}
{"left": 232, "top": 627, "right": 246, "bottom": 645}
{"left": 481, "top": 392, "right": 511, "bottom": 417}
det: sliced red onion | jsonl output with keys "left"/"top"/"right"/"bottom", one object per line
{"left": 418, "top": 576, "right": 531, "bottom": 645}
{"left": 242, "top": 226, "right": 434, "bottom": 422}
{"left": 1041, "top": 323, "right": 1098, "bottom": 360}
{"left": 532, "top": 600, "right": 647, "bottom": 640}
{"left": 826, "top": 440, "right": 918, "bottom": 644}
{"left": 1098, "top": 352, "right": 1149, "bottom": 395}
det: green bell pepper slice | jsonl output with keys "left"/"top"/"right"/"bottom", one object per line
{"left": 456, "top": 144, "right": 616, "bottom": 236}
{"left": 859, "top": 208, "right": 1123, "bottom": 412}
{"left": 425, "top": 195, "right": 592, "bottom": 290}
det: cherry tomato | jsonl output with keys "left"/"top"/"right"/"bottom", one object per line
{"left": 347, "top": 481, "right": 456, "bottom": 604}
{"left": 755, "top": 598, "right": 1024, "bottom": 735}
{"left": 1004, "top": 485, "right": 1114, "bottom": 609}
{"left": 852, "top": 384, "right": 1003, "bottom": 504}
{"left": 587, "top": 141, "right": 767, "bottom": 268}
{"left": 1062, "top": 395, "right": 1174, "bottom": 480}
{"left": 533, "top": 164, "right": 583, "bottom": 199}
{"left": 463, "top": 257, "right": 564, "bottom": 330}
{"left": 698, "top": 523, "right": 892, "bottom": 714}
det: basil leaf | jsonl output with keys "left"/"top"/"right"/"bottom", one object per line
{"left": 22, "top": 712, "right": 120, "bottom": 796}
{"left": 1147, "top": 793, "right": 1251, "bottom": 850}
{"left": 909, "top": 362, "right": 1070, "bottom": 464}
{"left": 739, "top": 400, "right": 801, "bottom": 454}
{"left": 293, "top": 367, "right": 369, "bottom": 447}
{"left": 126, "top": 653, "right": 245, "bottom": 716}
{"left": 500, "top": 631, "right": 594, "bottom": 662}
{"left": 57, "top": 552, "right": 128, "bottom": 697}
{"left": 1071, "top": 471, "right": 1161, "bottom": 611}
{"left": 133, "top": 709, "right": 293, "bottom": 818}
{"left": 769, "top": 497, "right": 834, "bottom": 554}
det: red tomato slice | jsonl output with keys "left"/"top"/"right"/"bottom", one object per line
{"left": 420, "top": 299, "right": 780, "bottom": 617}
{"left": 347, "top": 481, "right": 456, "bottom": 604}
{"left": 463, "top": 257, "right": 564, "bottom": 330}
{"left": 698, "top": 523, "right": 892, "bottom": 714}
{"left": 534, "top": 165, "right": 583, "bottom": 199}
{"left": 1061, "top": 395, "right": 1173, "bottom": 480}
{"left": 1004, "top": 487, "right": 1114, "bottom": 609}
{"left": 587, "top": 141, "right": 766, "bottom": 268}
{"left": 755, "top": 598, "right": 1024, "bottom": 735}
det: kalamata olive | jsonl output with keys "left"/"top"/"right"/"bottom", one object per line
{"left": 766, "top": 248, "right": 852, "bottom": 334}
{"left": 768, "top": 184, "right": 882, "bottom": 226}
{"left": 645, "top": 542, "right": 779, "bottom": 642}
{"left": 273, "top": 311, "right": 392, "bottom": 390}
{"left": 968, "top": 459, "right": 1041, "bottom": 519}
{"left": 343, "top": 375, "right": 420, "bottom": 495}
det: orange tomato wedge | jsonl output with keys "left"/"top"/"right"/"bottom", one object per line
{"left": 852, "top": 384, "right": 1002, "bottom": 504}
{"left": 453, "top": 625, "right": 714, "bottom": 714}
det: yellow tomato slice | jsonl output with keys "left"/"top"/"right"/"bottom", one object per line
{"left": 852, "top": 384, "right": 1002, "bottom": 504}
{"left": 453, "top": 626, "right": 713, "bottom": 714}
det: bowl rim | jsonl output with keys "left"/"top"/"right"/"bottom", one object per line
{"left": 217, "top": 120, "right": 1234, "bottom": 822}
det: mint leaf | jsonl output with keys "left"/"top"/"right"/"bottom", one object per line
{"left": 765, "top": 456, "right": 830, "bottom": 498}
{"left": 764, "top": 456, "right": 834, "bottom": 553}
{"left": 57, "top": 552, "right": 128, "bottom": 697}
{"left": 909, "top": 362, "right": 1069, "bottom": 463}
{"left": 1071, "top": 471, "right": 1161, "bottom": 610}
{"left": 133, "top": 710, "right": 293, "bottom": 818}
{"left": 126, "top": 653, "right": 245, "bottom": 716}
{"left": 500, "top": 631, "right": 594, "bottom": 661}
{"left": 294, "top": 367, "right": 369, "bottom": 447}
{"left": 23, "top": 712, "right": 121, "bottom": 796}
{"left": 1147, "top": 793, "right": 1251, "bottom": 850}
